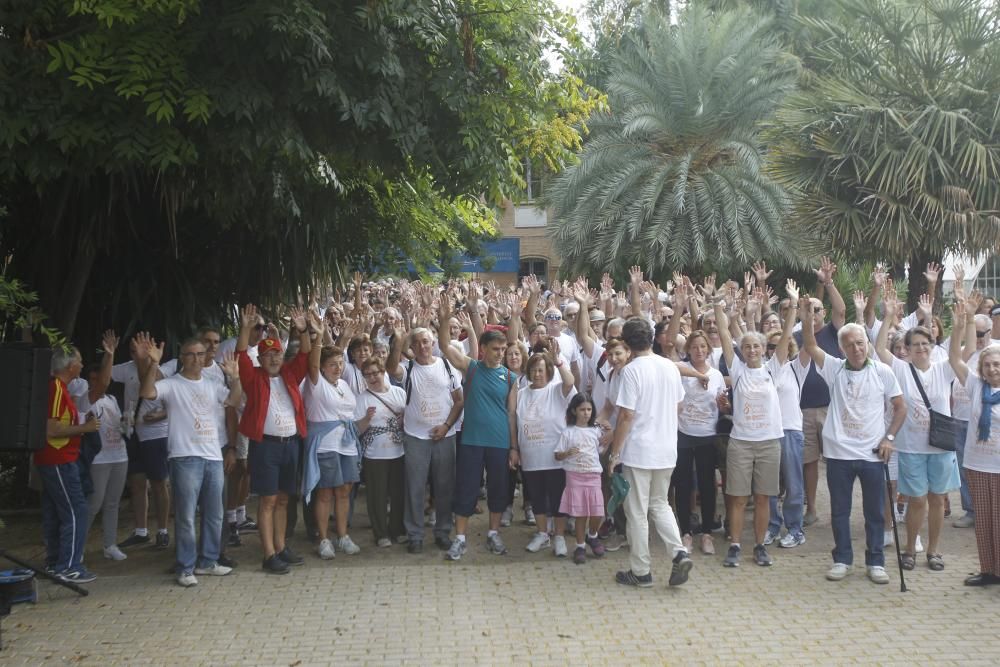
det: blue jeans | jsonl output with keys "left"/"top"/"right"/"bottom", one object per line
{"left": 826, "top": 458, "right": 885, "bottom": 566}
{"left": 955, "top": 421, "right": 974, "bottom": 516}
{"left": 768, "top": 429, "right": 805, "bottom": 537}
{"left": 38, "top": 462, "right": 89, "bottom": 572}
{"left": 170, "top": 457, "right": 224, "bottom": 575}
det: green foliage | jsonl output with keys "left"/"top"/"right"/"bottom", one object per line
{"left": 0, "top": 274, "right": 69, "bottom": 349}
{"left": 0, "top": 0, "right": 600, "bottom": 351}
{"left": 545, "top": 5, "right": 801, "bottom": 278}
{"left": 766, "top": 0, "right": 1000, "bottom": 268}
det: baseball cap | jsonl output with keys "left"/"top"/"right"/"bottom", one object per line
{"left": 257, "top": 337, "right": 284, "bottom": 356}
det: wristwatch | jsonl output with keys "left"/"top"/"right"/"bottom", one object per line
{"left": 884, "top": 434, "right": 895, "bottom": 442}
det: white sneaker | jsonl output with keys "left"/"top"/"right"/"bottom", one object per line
{"left": 525, "top": 532, "right": 551, "bottom": 553}
{"left": 103, "top": 545, "right": 127, "bottom": 561}
{"left": 914, "top": 534, "right": 924, "bottom": 553}
{"left": 376, "top": 537, "right": 392, "bottom": 548}
{"left": 762, "top": 530, "right": 778, "bottom": 546}
{"left": 193, "top": 564, "right": 232, "bottom": 576}
{"left": 867, "top": 565, "right": 890, "bottom": 584}
{"left": 778, "top": 533, "right": 806, "bottom": 548}
{"left": 826, "top": 563, "right": 852, "bottom": 581}
{"left": 337, "top": 535, "right": 361, "bottom": 555}
{"left": 177, "top": 573, "right": 198, "bottom": 587}
{"left": 553, "top": 535, "right": 568, "bottom": 558}
{"left": 500, "top": 506, "right": 513, "bottom": 527}
{"left": 318, "top": 538, "right": 336, "bottom": 560}
{"left": 883, "top": 530, "right": 894, "bottom": 547}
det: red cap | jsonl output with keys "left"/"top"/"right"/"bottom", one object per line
{"left": 257, "top": 337, "right": 284, "bottom": 356}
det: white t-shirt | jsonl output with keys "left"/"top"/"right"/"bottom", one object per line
{"left": 112, "top": 360, "right": 175, "bottom": 436}
{"left": 217, "top": 337, "right": 259, "bottom": 366}
{"left": 357, "top": 386, "right": 405, "bottom": 460}
{"left": 818, "top": 358, "right": 901, "bottom": 462}
{"left": 890, "top": 356, "right": 955, "bottom": 454}
{"left": 302, "top": 376, "right": 358, "bottom": 455}
{"left": 581, "top": 342, "right": 603, "bottom": 394}
{"left": 615, "top": 354, "right": 684, "bottom": 469}
{"left": 516, "top": 382, "right": 575, "bottom": 471}
{"left": 556, "top": 332, "right": 581, "bottom": 371}
{"left": 729, "top": 357, "right": 783, "bottom": 442}
{"left": 952, "top": 350, "right": 980, "bottom": 422}
{"left": 400, "top": 358, "right": 462, "bottom": 439}
{"left": 135, "top": 397, "right": 168, "bottom": 441}
{"left": 554, "top": 425, "right": 603, "bottom": 473}
{"left": 91, "top": 395, "right": 126, "bottom": 465}
{"left": 677, "top": 363, "right": 725, "bottom": 437}
{"left": 767, "top": 357, "right": 803, "bottom": 432}
{"left": 962, "top": 373, "right": 1000, "bottom": 473}
{"left": 262, "top": 377, "right": 298, "bottom": 438}
{"left": 154, "top": 374, "right": 229, "bottom": 460}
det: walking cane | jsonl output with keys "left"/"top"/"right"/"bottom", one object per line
{"left": 881, "top": 463, "right": 908, "bottom": 592}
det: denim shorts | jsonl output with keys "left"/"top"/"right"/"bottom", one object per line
{"left": 317, "top": 451, "right": 360, "bottom": 489}
{"left": 897, "top": 451, "right": 961, "bottom": 497}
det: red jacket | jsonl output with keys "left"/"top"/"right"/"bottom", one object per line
{"left": 237, "top": 350, "right": 309, "bottom": 441}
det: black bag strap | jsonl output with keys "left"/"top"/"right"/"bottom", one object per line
{"left": 908, "top": 363, "right": 932, "bottom": 409}
{"left": 405, "top": 357, "right": 454, "bottom": 406}
{"left": 366, "top": 388, "right": 403, "bottom": 418}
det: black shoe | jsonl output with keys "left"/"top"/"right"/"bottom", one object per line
{"left": 237, "top": 518, "right": 258, "bottom": 531}
{"left": 434, "top": 535, "right": 452, "bottom": 550}
{"left": 228, "top": 523, "right": 242, "bottom": 547}
{"left": 118, "top": 532, "right": 151, "bottom": 549}
{"left": 669, "top": 550, "right": 693, "bottom": 586}
{"left": 408, "top": 541, "right": 423, "bottom": 554}
{"left": 277, "top": 546, "right": 304, "bottom": 566}
{"left": 217, "top": 554, "right": 238, "bottom": 568}
{"left": 615, "top": 570, "right": 653, "bottom": 587}
{"left": 964, "top": 572, "right": 1000, "bottom": 587}
{"left": 154, "top": 532, "right": 170, "bottom": 549}
{"left": 262, "top": 554, "right": 289, "bottom": 575}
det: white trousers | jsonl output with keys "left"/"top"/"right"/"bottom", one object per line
{"left": 623, "top": 465, "right": 684, "bottom": 576}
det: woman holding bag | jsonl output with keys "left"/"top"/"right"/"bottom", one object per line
{"left": 874, "top": 283, "right": 961, "bottom": 572}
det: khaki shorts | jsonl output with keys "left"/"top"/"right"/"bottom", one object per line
{"left": 725, "top": 437, "right": 780, "bottom": 497}
{"left": 802, "top": 406, "right": 828, "bottom": 464}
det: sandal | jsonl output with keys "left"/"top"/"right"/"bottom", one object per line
{"left": 927, "top": 553, "right": 945, "bottom": 571}
{"left": 900, "top": 552, "right": 916, "bottom": 571}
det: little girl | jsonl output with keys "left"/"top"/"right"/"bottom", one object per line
{"left": 554, "top": 393, "right": 611, "bottom": 564}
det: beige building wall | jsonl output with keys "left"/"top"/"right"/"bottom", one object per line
{"left": 477, "top": 199, "right": 561, "bottom": 289}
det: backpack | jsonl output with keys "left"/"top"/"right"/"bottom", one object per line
{"left": 405, "top": 357, "right": 455, "bottom": 406}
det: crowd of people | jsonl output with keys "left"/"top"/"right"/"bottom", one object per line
{"left": 33, "top": 261, "right": 1000, "bottom": 589}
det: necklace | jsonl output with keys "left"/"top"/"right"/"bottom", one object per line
{"left": 331, "top": 379, "right": 345, "bottom": 398}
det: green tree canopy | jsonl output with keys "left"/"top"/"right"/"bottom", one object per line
{"left": 767, "top": 0, "right": 1000, "bottom": 302}
{"left": 0, "top": 0, "right": 601, "bottom": 349}
{"left": 545, "top": 5, "right": 800, "bottom": 279}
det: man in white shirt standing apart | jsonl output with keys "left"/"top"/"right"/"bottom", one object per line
{"left": 800, "top": 305, "right": 905, "bottom": 585}
{"left": 605, "top": 318, "right": 693, "bottom": 588}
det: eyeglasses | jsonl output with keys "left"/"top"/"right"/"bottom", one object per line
{"left": 544, "top": 314, "right": 562, "bottom": 321}
{"left": 254, "top": 324, "right": 266, "bottom": 331}
{"left": 813, "top": 307, "right": 823, "bottom": 314}
{"left": 180, "top": 351, "right": 206, "bottom": 358}
{"left": 766, "top": 344, "right": 777, "bottom": 351}
{"left": 363, "top": 371, "right": 382, "bottom": 378}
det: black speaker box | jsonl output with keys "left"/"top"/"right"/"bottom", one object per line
{"left": 0, "top": 344, "right": 52, "bottom": 451}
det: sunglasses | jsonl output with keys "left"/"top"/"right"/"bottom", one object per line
{"left": 766, "top": 344, "right": 778, "bottom": 351}
{"left": 813, "top": 307, "right": 823, "bottom": 314}
{"left": 977, "top": 330, "right": 989, "bottom": 338}
{"left": 544, "top": 314, "right": 562, "bottom": 321}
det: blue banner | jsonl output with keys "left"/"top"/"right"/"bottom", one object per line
{"left": 406, "top": 238, "right": 520, "bottom": 274}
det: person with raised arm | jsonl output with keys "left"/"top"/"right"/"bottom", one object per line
{"left": 874, "top": 283, "right": 961, "bottom": 573}
{"left": 800, "top": 296, "right": 903, "bottom": 584}
{"left": 947, "top": 296, "right": 1000, "bottom": 586}
{"left": 138, "top": 333, "right": 242, "bottom": 587}
{"left": 437, "top": 295, "right": 519, "bottom": 561}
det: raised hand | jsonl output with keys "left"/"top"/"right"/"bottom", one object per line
{"left": 438, "top": 293, "right": 453, "bottom": 323}
{"left": 467, "top": 281, "right": 482, "bottom": 307}
{"left": 882, "top": 280, "right": 898, "bottom": 319}
{"left": 240, "top": 303, "right": 259, "bottom": 330}
{"left": 600, "top": 273, "right": 614, "bottom": 295}
{"left": 701, "top": 274, "right": 718, "bottom": 300}
{"left": 752, "top": 260, "right": 773, "bottom": 286}
{"left": 132, "top": 332, "right": 151, "bottom": 362}
{"left": 917, "top": 293, "right": 933, "bottom": 321}
{"left": 353, "top": 271, "right": 363, "bottom": 289}
{"left": 220, "top": 351, "right": 239, "bottom": 380}
{"left": 814, "top": 256, "right": 837, "bottom": 284}
{"left": 454, "top": 310, "right": 474, "bottom": 332}
{"left": 101, "top": 329, "right": 119, "bottom": 356}
{"left": 852, "top": 290, "right": 867, "bottom": 315}
{"left": 872, "top": 263, "right": 887, "bottom": 290}
{"left": 144, "top": 335, "right": 165, "bottom": 364}
{"left": 924, "top": 262, "right": 942, "bottom": 285}
{"left": 288, "top": 306, "right": 308, "bottom": 333}
{"left": 629, "top": 265, "right": 643, "bottom": 285}
{"left": 307, "top": 310, "right": 325, "bottom": 335}
{"left": 967, "top": 290, "right": 984, "bottom": 315}
{"left": 764, "top": 284, "right": 778, "bottom": 307}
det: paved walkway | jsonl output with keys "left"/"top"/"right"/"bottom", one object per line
{"left": 1, "top": 473, "right": 997, "bottom": 665}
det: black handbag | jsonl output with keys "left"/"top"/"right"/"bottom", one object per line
{"left": 908, "top": 364, "right": 958, "bottom": 452}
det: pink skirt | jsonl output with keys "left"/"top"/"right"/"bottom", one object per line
{"left": 559, "top": 471, "right": 605, "bottom": 517}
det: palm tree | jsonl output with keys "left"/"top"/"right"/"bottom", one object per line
{"left": 545, "top": 5, "right": 801, "bottom": 278}
{"left": 766, "top": 0, "right": 1000, "bottom": 306}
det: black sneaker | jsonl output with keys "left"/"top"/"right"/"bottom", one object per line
{"left": 155, "top": 532, "right": 170, "bottom": 549}
{"left": 615, "top": 569, "right": 654, "bottom": 588}
{"left": 434, "top": 535, "right": 453, "bottom": 550}
{"left": 262, "top": 554, "right": 289, "bottom": 574}
{"left": 228, "top": 523, "right": 242, "bottom": 547}
{"left": 407, "top": 541, "right": 423, "bottom": 554}
{"left": 753, "top": 544, "right": 773, "bottom": 567}
{"left": 237, "top": 518, "right": 258, "bottom": 531}
{"left": 723, "top": 544, "right": 741, "bottom": 567}
{"left": 217, "top": 554, "right": 238, "bottom": 568}
{"left": 118, "top": 532, "right": 151, "bottom": 549}
{"left": 57, "top": 566, "right": 97, "bottom": 584}
{"left": 277, "top": 546, "right": 304, "bottom": 566}
{"left": 669, "top": 550, "right": 694, "bottom": 586}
